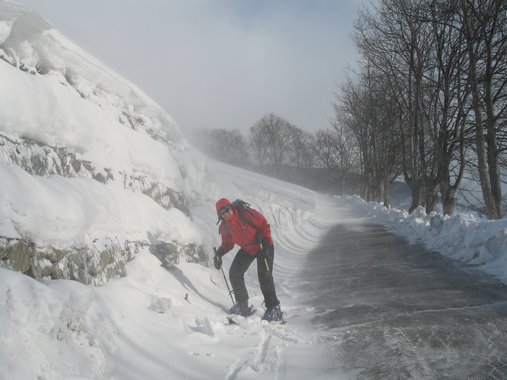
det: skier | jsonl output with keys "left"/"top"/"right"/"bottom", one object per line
{"left": 214, "top": 198, "right": 282, "bottom": 322}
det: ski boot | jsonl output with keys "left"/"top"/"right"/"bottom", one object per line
{"left": 261, "top": 305, "right": 283, "bottom": 322}
{"left": 229, "top": 301, "right": 253, "bottom": 317}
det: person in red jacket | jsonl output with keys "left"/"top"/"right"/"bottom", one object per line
{"left": 214, "top": 198, "right": 282, "bottom": 321}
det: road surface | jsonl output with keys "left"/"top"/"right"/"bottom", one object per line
{"left": 297, "top": 220, "right": 507, "bottom": 379}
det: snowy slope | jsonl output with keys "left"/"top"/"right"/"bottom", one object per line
{"left": 0, "top": 0, "right": 213, "bottom": 284}
{"left": 2, "top": 159, "right": 506, "bottom": 379}
{"left": 0, "top": 161, "right": 351, "bottom": 380}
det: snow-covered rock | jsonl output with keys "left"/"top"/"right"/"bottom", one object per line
{"left": 0, "top": 0, "right": 209, "bottom": 284}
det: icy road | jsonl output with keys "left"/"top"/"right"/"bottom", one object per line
{"left": 296, "top": 205, "right": 507, "bottom": 379}
{"left": 212, "top": 161, "right": 507, "bottom": 380}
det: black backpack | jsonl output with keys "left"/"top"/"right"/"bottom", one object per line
{"left": 231, "top": 199, "right": 251, "bottom": 212}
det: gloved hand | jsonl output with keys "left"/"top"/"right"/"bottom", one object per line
{"left": 213, "top": 247, "right": 224, "bottom": 270}
{"left": 214, "top": 255, "right": 222, "bottom": 270}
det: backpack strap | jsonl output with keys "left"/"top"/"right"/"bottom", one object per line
{"left": 219, "top": 206, "right": 261, "bottom": 241}
{"left": 237, "top": 208, "right": 256, "bottom": 227}
{"left": 218, "top": 200, "right": 262, "bottom": 244}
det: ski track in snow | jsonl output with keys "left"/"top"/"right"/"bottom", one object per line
{"left": 222, "top": 321, "right": 300, "bottom": 380}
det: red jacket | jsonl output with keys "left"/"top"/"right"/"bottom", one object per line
{"left": 216, "top": 198, "right": 273, "bottom": 256}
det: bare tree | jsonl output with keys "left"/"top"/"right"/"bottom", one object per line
{"left": 354, "top": 0, "right": 435, "bottom": 212}
{"left": 351, "top": 0, "right": 506, "bottom": 217}
{"left": 249, "top": 125, "right": 270, "bottom": 165}
{"left": 423, "top": 0, "right": 470, "bottom": 215}
{"left": 287, "top": 125, "right": 315, "bottom": 171}
{"left": 336, "top": 70, "right": 402, "bottom": 205}
{"left": 312, "top": 129, "right": 342, "bottom": 171}
{"left": 460, "top": 0, "right": 506, "bottom": 219}
{"left": 249, "top": 113, "right": 294, "bottom": 174}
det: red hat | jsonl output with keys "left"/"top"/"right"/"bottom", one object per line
{"left": 216, "top": 198, "right": 232, "bottom": 215}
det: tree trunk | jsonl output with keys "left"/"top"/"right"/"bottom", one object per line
{"left": 425, "top": 183, "right": 439, "bottom": 214}
{"left": 382, "top": 178, "right": 390, "bottom": 208}
{"left": 442, "top": 190, "right": 457, "bottom": 216}
{"left": 483, "top": 12, "right": 503, "bottom": 218}
{"left": 461, "top": 0, "right": 500, "bottom": 219}
{"left": 407, "top": 179, "right": 423, "bottom": 214}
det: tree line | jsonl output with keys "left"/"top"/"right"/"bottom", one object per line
{"left": 190, "top": 113, "right": 358, "bottom": 195}
{"left": 344, "top": 0, "right": 506, "bottom": 220}
{"left": 192, "top": 0, "right": 506, "bottom": 220}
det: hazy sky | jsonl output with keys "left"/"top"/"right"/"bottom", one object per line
{"left": 15, "top": 0, "right": 371, "bottom": 134}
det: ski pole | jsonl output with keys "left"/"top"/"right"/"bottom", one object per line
{"left": 214, "top": 248, "right": 236, "bottom": 306}
{"left": 263, "top": 257, "right": 270, "bottom": 272}
{"left": 221, "top": 267, "right": 236, "bottom": 306}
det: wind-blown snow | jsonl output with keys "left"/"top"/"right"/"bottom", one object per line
{"left": 1, "top": 161, "right": 350, "bottom": 380}
{"left": 2, "top": 159, "right": 507, "bottom": 379}
{"left": 0, "top": 2, "right": 345, "bottom": 377}
{"left": 1, "top": 0, "right": 506, "bottom": 378}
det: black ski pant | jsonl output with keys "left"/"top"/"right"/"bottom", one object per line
{"left": 229, "top": 246, "right": 279, "bottom": 309}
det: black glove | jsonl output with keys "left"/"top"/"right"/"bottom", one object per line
{"left": 214, "top": 255, "right": 222, "bottom": 270}
{"left": 213, "top": 247, "right": 225, "bottom": 270}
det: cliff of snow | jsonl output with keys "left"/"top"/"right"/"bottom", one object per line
{"left": 0, "top": 0, "right": 209, "bottom": 284}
